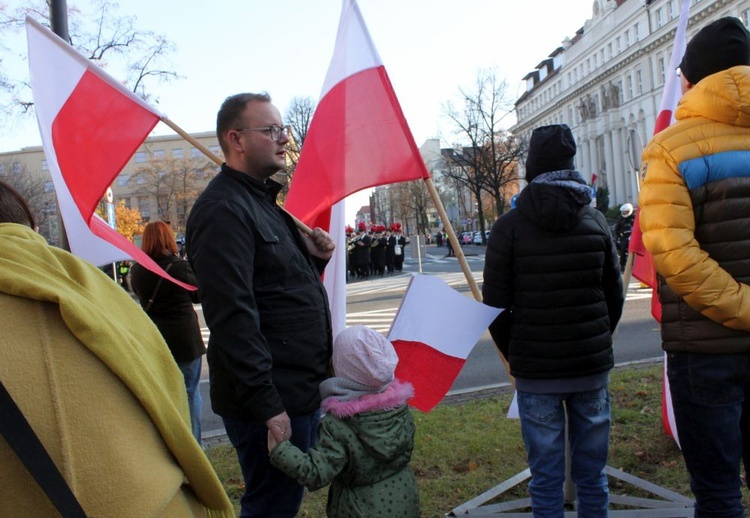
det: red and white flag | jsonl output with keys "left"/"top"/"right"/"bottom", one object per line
{"left": 285, "top": 0, "right": 431, "bottom": 337}
{"left": 388, "top": 275, "right": 503, "bottom": 412}
{"left": 26, "top": 17, "right": 192, "bottom": 289}
{"left": 628, "top": 0, "right": 690, "bottom": 445}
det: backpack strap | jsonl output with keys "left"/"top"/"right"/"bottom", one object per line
{"left": 0, "top": 379, "right": 87, "bottom": 517}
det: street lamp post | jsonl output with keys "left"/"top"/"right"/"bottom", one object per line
{"left": 49, "top": 0, "right": 70, "bottom": 251}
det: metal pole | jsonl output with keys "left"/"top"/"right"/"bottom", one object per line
{"left": 49, "top": 0, "right": 70, "bottom": 251}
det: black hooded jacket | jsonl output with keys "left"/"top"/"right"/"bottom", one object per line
{"left": 482, "top": 171, "right": 624, "bottom": 380}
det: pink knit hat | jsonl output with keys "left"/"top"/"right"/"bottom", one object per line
{"left": 333, "top": 326, "right": 399, "bottom": 389}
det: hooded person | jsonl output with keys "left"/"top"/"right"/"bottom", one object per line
{"left": 482, "top": 125, "right": 624, "bottom": 516}
{"left": 638, "top": 16, "right": 750, "bottom": 517}
{"left": 268, "top": 325, "right": 419, "bottom": 518}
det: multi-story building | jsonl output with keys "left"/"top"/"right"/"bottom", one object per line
{"left": 0, "top": 131, "right": 222, "bottom": 242}
{"left": 512, "top": 0, "right": 750, "bottom": 210}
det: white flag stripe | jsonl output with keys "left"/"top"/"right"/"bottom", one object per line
{"left": 320, "top": 0, "right": 382, "bottom": 97}
{"left": 324, "top": 201, "right": 348, "bottom": 339}
{"left": 388, "top": 274, "right": 502, "bottom": 358}
{"left": 27, "top": 18, "right": 130, "bottom": 266}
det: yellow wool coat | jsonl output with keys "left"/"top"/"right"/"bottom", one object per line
{"left": 639, "top": 65, "right": 750, "bottom": 351}
{"left": 0, "top": 224, "right": 233, "bottom": 517}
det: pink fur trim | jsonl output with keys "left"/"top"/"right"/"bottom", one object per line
{"left": 322, "top": 379, "right": 414, "bottom": 418}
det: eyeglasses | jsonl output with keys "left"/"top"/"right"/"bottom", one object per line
{"left": 234, "top": 125, "right": 291, "bottom": 141}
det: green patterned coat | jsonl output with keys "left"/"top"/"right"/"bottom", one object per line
{"left": 270, "top": 380, "right": 419, "bottom": 517}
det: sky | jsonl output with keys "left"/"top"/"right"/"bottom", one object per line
{"left": 1, "top": 0, "right": 596, "bottom": 224}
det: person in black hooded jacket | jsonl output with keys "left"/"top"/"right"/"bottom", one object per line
{"left": 482, "top": 124, "right": 624, "bottom": 517}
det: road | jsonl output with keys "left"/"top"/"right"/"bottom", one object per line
{"left": 196, "top": 243, "right": 663, "bottom": 441}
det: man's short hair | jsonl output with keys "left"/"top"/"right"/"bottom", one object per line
{"left": 216, "top": 92, "right": 272, "bottom": 155}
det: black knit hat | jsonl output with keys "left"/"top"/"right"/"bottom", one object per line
{"left": 525, "top": 124, "right": 576, "bottom": 182}
{"left": 679, "top": 17, "right": 750, "bottom": 85}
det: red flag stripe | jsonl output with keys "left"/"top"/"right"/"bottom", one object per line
{"left": 393, "top": 339, "right": 466, "bottom": 413}
{"left": 52, "top": 69, "right": 160, "bottom": 221}
{"left": 285, "top": 66, "right": 429, "bottom": 227}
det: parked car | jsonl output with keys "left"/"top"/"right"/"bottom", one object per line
{"left": 473, "top": 231, "right": 490, "bottom": 245}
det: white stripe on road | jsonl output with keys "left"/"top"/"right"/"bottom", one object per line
{"left": 199, "top": 278, "right": 652, "bottom": 341}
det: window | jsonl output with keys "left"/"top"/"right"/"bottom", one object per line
{"left": 134, "top": 152, "right": 146, "bottom": 163}
{"left": 209, "top": 145, "right": 221, "bottom": 156}
{"left": 627, "top": 75, "right": 634, "bottom": 99}
{"left": 138, "top": 197, "right": 151, "bottom": 219}
{"left": 668, "top": 0, "right": 675, "bottom": 19}
{"left": 172, "top": 148, "right": 184, "bottom": 158}
{"left": 742, "top": 9, "right": 750, "bottom": 28}
{"left": 593, "top": 54, "right": 598, "bottom": 68}
{"left": 41, "top": 159, "right": 48, "bottom": 171}
{"left": 136, "top": 174, "right": 147, "bottom": 185}
{"left": 153, "top": 149, "right": 165, "bottom": 159}
{"left": 0, "top": 164, "right": 5, "bottom": 174}
{"left": 658, "top": 57, "right": 666, "bottom": 85}
{"left": 191, "top": 147, "right": 201, "bottom": 158}
{"left": 625, "top": 30, "right": 630, "bottom": 48}
{"left": 636, "top": 69, "right": 643, "bottom": 95}
{"left": 12, "top": 162, "right": 21, "bottom": 174}
{"left": 656, "top": 8, "right": 664, "bottom": 28}
{"left": 616, "top": 36, "right": 621, "bottom": 53}
{"left": 634, "top": 23, "right": 640, "bottom": 42}
{"left": 608, "top": 43, "right": 613, "bottom": 60}
{"left": 600, "top": 49, "right": 605, "bottom": 64}
{"left": 117, "top": 175, "right": 129, "bottom": 186}
{"left": 44, "top": 181, "right": 54, "bottom": 193}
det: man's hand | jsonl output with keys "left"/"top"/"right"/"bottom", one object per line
{"left": 302, "top": 227, "right": 335, "bottom": 260}
{"left": 266, "top": 411, "right": 291, "bottom": 451}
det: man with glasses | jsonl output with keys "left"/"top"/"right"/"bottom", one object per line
{"left": 186, "top": 92, "right": 335, "bottom": 517}
{"left": 639, "top": 17, "right": 750, "bottom": 517}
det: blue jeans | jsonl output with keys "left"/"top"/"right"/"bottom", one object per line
{"left": 178, "top": 356, "right": 203, "bottom": 443}
{"left": 223, "top": 410, "right": 320, "bottom": 518}
{"left": 667, "top": 351, "right": 750, "bottom": 518}
{"left": 517, "top": 387, "right": 611, "bottom": 518}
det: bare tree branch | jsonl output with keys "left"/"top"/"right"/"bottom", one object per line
{"left": 442, "top": 68, "right": 520, "bottom": 241}
{"left": 0, "top": 0, "right": 180, "bottom": 122}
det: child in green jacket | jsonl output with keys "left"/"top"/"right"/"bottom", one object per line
{"left": 268, "top": 325, "right": 419, "bottom": 517}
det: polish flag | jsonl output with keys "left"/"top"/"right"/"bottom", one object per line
{"left": 628, "top": 0, "right": 690, "bottom": 445}
{"left": 285, "top": 0, "right": 431, "bottom": 337}
{"left": 26, "top": 17, "right": 193, "bottom": 289}
{"left": 388, "top": 275, "right": 503, "bottom": 412}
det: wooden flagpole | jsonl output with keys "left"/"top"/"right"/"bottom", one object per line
{"left": 422, "top": 176, "right": 482, "bottom": 302}
{"left": 161, "top": 117, "right": 314, "bottom": 236}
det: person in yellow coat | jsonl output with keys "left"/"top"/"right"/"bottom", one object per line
{"left": 0, "top": 180, "right": 233, "bottom": 517}
{"left": 638, "top": 18, "right": 750, "bottom": 518}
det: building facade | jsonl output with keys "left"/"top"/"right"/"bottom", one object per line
{"left": 512, "top": 0, "right": 750, "bottom": 210}
{"left": 0, "top": 131, "right": 221, "bottom": 243}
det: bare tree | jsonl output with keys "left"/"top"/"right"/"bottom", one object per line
{"left": 132, "top": 153, "right": 214, "bottom": 233}
{"left": 481, "top": 132, "right": 525, "bottom": 216}
{"left": 0, "top": 0, "right": 179, "bottom": 117}
{"left": 443, "top": 68, "right": 516, "bottom": 243}
{"left": 278, "top": 96, "right": 316, "bottom": 201}
{"left": 285, "top": 96, "right": 316, "bottom": 150}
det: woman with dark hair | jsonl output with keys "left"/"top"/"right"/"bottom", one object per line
{"left": 130, "top": 221, "right": 206, "bottom": 443}
{"left": 0, "top": 181, "right": 232, "bottom": 516}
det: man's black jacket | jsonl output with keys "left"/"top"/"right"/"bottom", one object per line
{"left": 186, "top": 165, "right": 332, "bottom": 422}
